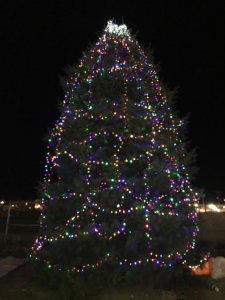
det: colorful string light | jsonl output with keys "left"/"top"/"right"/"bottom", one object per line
{"left": 32, "top": 21, "right": 209, "bottom": 273}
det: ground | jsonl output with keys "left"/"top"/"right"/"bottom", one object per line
{"left": 0, "top": 262, "right": 225, "bottom": 300}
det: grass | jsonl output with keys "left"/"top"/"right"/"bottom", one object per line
{"left": 0, "top": 262, "right": 225, "bottom": 300}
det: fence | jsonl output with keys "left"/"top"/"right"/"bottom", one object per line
{"left": 1, "top": 201, "right": 225, "bottom": 244}
{"left": 1, "top": 201, "right": 40, "bottom": 243}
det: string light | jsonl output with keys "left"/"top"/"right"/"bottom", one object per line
{"left": 31, "top": 21, "right": 208, "bottom": 273}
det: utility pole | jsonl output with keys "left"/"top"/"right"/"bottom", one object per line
{"left": 198, "top": 188, "right": 205, "bottom": 212}
{"left": 4, "top": 201, "right": 11, "bottom": 244}
{"left": 217, "top": 191, "right": 220, "bottom": 206}
{"left": 203, "top": 193, "right": 206, "bottom": 212}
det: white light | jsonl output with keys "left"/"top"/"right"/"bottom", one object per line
{"left": 106, "top": 21, "right": 128, "bottom": 36}
{"left": 208, "top": 204, "right": 220, "bottom": 212}
{"left": 0, "top": 201, "right": 4, "bottom": 204}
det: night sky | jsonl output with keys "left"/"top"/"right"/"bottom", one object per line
{"left": 1, "top": 1, "right": 224, "bottom": 200}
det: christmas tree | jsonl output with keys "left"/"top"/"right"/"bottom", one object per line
{"left": 32, "top": 21, "right": 209, "bottom": 276}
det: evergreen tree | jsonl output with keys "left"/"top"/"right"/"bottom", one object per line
{"left": 32, "top": 21, "right": 207, "bottom": 278}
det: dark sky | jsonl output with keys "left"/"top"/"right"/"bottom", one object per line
{"left": 0, "top": 1, "right": 224, "bottom": 200}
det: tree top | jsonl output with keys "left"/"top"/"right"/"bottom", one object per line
{"left": 105, "top": 20, "right": 129, "bottom": 36}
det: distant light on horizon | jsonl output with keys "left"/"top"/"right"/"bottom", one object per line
{"left": 208, "top": 204, "right": 220, "bottom": 212}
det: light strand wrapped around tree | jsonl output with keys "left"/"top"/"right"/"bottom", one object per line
{"left": 32, "top": 21, "right": 209, "bottom": 275}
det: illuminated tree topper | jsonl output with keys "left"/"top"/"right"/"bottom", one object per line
{"left": 105, "top": 20, "right": 129, "bottom": 36}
